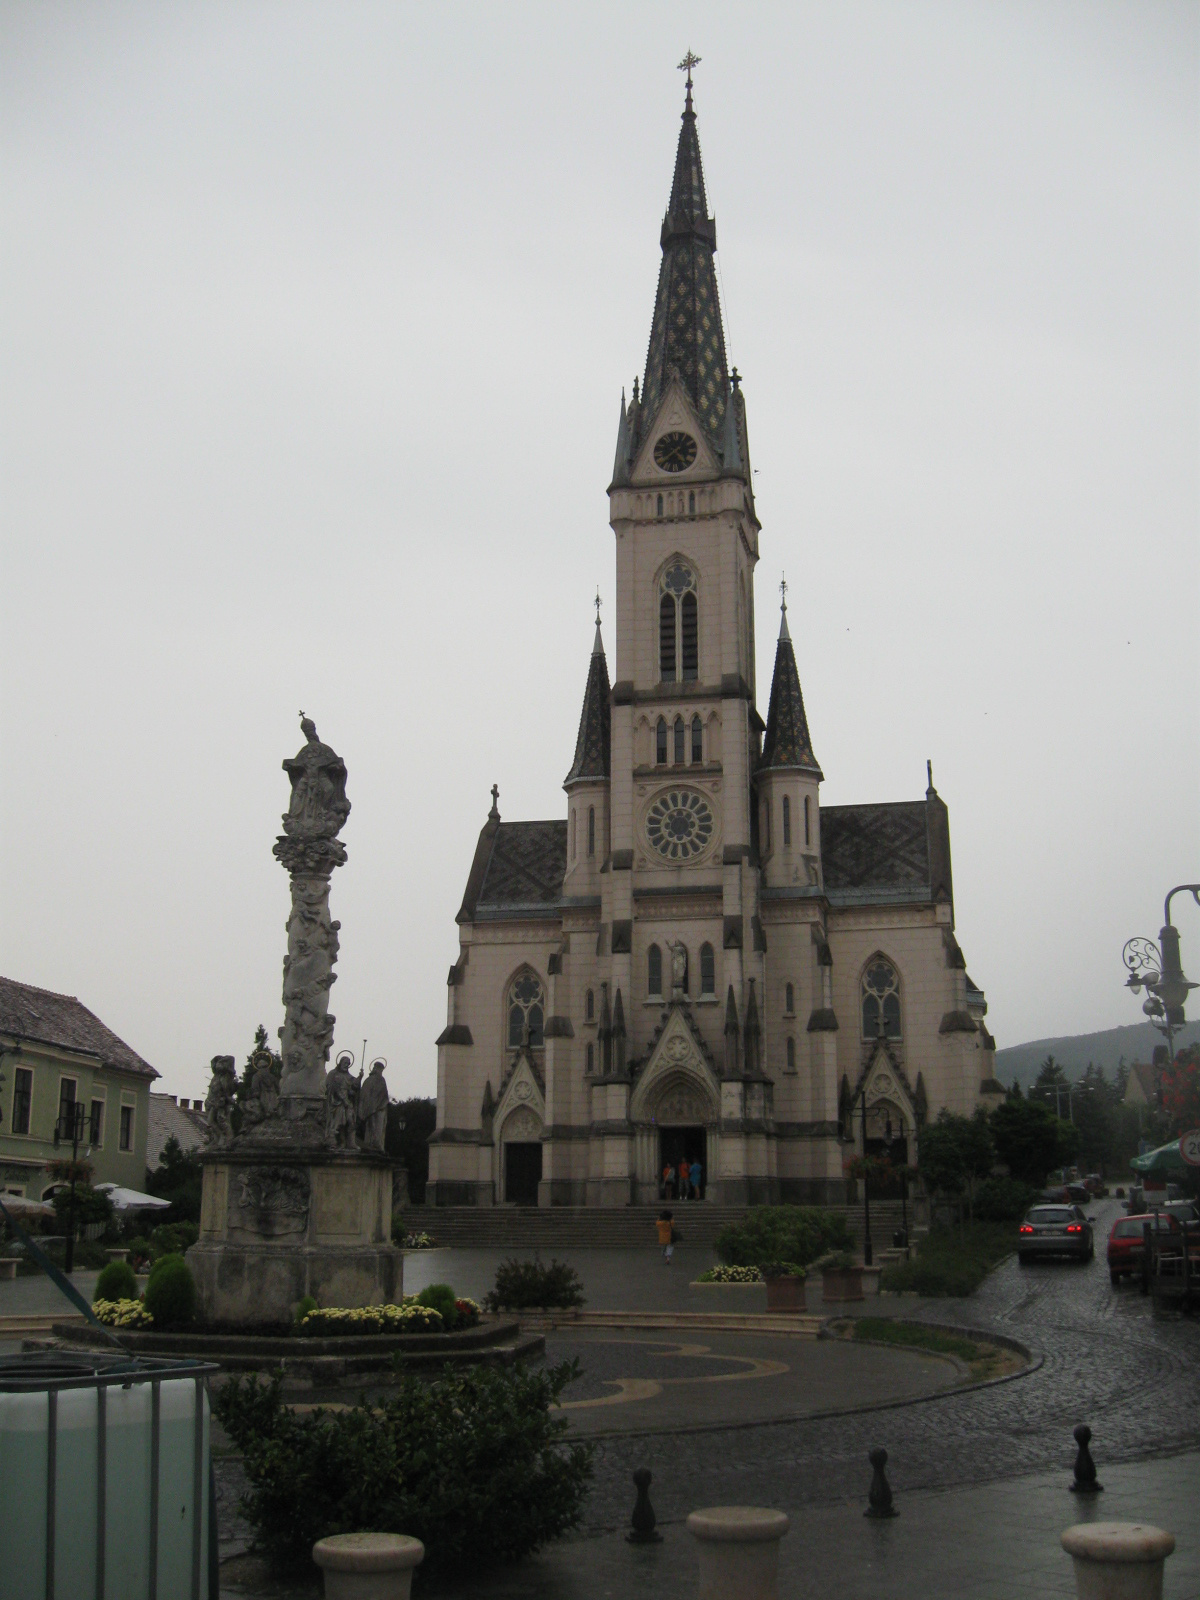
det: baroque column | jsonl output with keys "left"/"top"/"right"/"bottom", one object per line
{"left": 273, "top": 714, "right": 351, "bottom": 1125}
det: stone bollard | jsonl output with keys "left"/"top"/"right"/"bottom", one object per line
{"left": 312, "top": 1532, "right": 424, "bottom": 1600}
{"left": 1061, "top": 1522, "right": 1175, "bottom": 1600}
{"left": 686, "top": 1506, "right": 789, "bottom": 1600}
{"left": 865, "top": 1446, "right": 898, "bottom": 1518}
{"left": 627, "top": 1466, "right": 663, "bottom": 1543}
{"left": 1070, "top": 1424, "right": 1104, "bottom": 1494}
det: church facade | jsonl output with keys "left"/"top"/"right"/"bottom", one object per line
{"left": 427, "top": 79, "right": 1003, "bottom": 1208}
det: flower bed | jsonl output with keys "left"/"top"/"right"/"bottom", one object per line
{"left": 695, "top": 1264, "right": 763, "bottom": 1284}
{"left": 404, "top": 1231, "right": 435, "bottom": 1249}
{"left": 93, "top": 1298, "right": 155, "bottom": 1328}
{"left": 299, "top": 1302, "right": 445, "bottom": 1336}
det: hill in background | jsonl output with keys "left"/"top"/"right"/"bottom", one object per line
{"left": 995, "top": 1019, "right": 1200, "bottom": 1089}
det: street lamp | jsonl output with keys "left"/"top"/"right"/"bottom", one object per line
{"left": 857, "top": 1086, "right": 873, "bottom": 1267}
{"left": 52, "top": 1099, "right": 90, "bottom": 1273}
{"left": 1123, "top": 884, "right": 1200, "bottom": 1062}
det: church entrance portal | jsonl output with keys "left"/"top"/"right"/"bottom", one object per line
{"left": 658, "top": 1127, "right": 707, "bottom": 1200}
{"left": 504, "top": 1142, "right": 542, "bottom": 1205}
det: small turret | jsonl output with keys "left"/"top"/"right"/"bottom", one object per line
{"left": 563, "top": 599, "right": 612, "bottom": 896}
{"left": 758, "top": 583, "right": 822, "bottom": 890}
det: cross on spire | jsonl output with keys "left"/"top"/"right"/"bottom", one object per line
{"left": 678, "top": 49, "right": 701, "bottom": 109}
{"left": 779, "top": 573, "right": 788, "bottom": 612}
{"left": 594, "top": 588, "right": 602, "bottom": 626}
{"left": 489, "top": 783, "right": 500, "bottom": 820}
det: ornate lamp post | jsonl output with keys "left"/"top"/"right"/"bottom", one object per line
{"left": 1123, "top": 884, "right": 1200, "bottom": 1062}
{"left": 858, "top": 1086, "right": 873, "bottom": 1267}
{"left": 52, "top": 1099, "right": 89, "bottom": 1273}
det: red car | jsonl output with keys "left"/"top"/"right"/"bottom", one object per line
{"left": 1107, "top": 1212, "right": 1182, "bottom": 1285}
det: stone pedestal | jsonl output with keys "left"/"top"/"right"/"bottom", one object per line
{"left": 686, "top": 1506, "right": 789, "bottom": 1600}
{"left": 313, "top": 1533, "right": 424, "bottom": 1600}
{"left": 1061, "top": 1522, "right": 1175, "bottom": 1600}
{"left": 190, "top": 1146, "right": 402, "bottom": 1325}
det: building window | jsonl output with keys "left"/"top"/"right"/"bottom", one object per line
{"left": 691, "top": 715, "right": 703, "bottom": 764}
{"left": 648, "top": 943, "right": 663, "bottom": 998}
{"left": 659, "top": 561, "right": 697, "bottom": 683}
{"left": 862, "top": 957, "right": 902, "bottom": 1041}
{"left": 786, "top": 1037, "right": 796, "bottom": 1072}
{"left": 804, "top": 794, "right": 811, "bottom": 846}
{"left": 11, "top": 1068, "right": 32, "bottom": 1136}
{"left": 673, "top": 716, "right": 686, "bottom": 765}
{"left": 89, "top": 1100, "right": 104, "bottom": 1145}
{"left": 785, "top": 982, "right": 794, "bottom": 1015}
{"left": 507, "top": 970, "right": 545, "bottom": 1049}
{"left": 782, "top": 795, "right": 791, "bottom": 846}
{"left": 656, "top": 718, "right": 668, "bottom": 764}
{"left": 588, "top": 805, "right": 596, "bottom": 856}
{"left": 688, "top": 489, "right": 695, "bottom": 515}
{"left": 119, "top": 1104, "right": 134, "bottom": 1152}
{"left": 57, "top": 1077, "right": 77, "bottom": 1137}
{"left": 586, "top": 988, "right": 594, "bottom": 1022}
{"left": 586, "top": 1042, "right": 594, "bottom": 1073}
{"left": 700, "top": 942, "right": 715, "bottom": 996}
{"left": 656, "top": 493, "right": 663, "bottom": 517}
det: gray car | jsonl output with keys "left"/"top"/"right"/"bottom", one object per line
{"left": 1018, "top": 1203, "right": 1094, "bottom": 1264}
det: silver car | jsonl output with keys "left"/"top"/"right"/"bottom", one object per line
{"left": 1018, "top": 1203, "right": 1094, "bottom": 1264}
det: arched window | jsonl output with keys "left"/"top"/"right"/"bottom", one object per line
{"left": 785, "top": 982, "right": 794, "bottom": 1014}
{"left": 673, "top": 716, "right": 686, "bottom": 765}
{"left": 507, "top": 970, "right": 545, "bottom": 1049}
{"left": 656, "top": 492, "right": 663, "bottom": 517}
{"left": 656, "top": 718, "right": 668, "bottom": 764}
{"left": 570, "top": 809, "right": 576, "bottom": 859}
{"left": 681, "top": 591, "right": 698, "bottom": 679}
{"left": 659, "top": 593, "right": 676, "bottom": 680}
{"left": 862, "top": 957, "right": 902, "bottom": 1041}
{"left": 659, "top": 561, "right": 697, "bottom": 683}
{"left": 786, "top": 1037, "right": 796, "bottom": 1072}
{"left": 586, "top": 988, "right": 594, "bottom": 1022}
{"left": 688, "top": 489, "right": 695, "bottom": 515}
{"left": 700, "top": 942, "right": 715, "bottom": 996}
{"left": 648, "top": 943, "right": 663, "bottom": 998}
{"left": 690, "top": 714, "right": 703, "bottom": 764}
{"left": 782, "top": 795, "right": 791, "bottom": 846}
{"left": 586, "top": 1042, "right": 594, "bottom": 1073}
{"left": 587, "top": 805, "right": 596, "bottom": 856}
{"left": 804, "top": 794, "right": 811, "bottom": 846}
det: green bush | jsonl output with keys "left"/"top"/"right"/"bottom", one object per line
{"left": 149, "top": 1221, "right": 199, "bottom": 1258}
{"left": 973, "top": 1176, "right": 1036, "bottom": 1222}
{"left": 213, "top": 1361, "right": 595, "bottom": 1576}
{"left": 484, "top": 1257, "right": 585, "bottom": 1311}
{"left": 294, "top": 1295, "right": 318, "bottom": 1326}
{"left": 94, "top": 1260, "right": 138, "bottom": 1303}
{"left": 143, "top": 1253, "right": 196, "bottom": 1328}
{"left": 416, "top": 1283, "right": 459, "bottom": 1330}
{"left": 715, "top": 1206, "right": 852, "bottom": 1270}
{"left": 52, "top": 1185, "right": 115, "bottom": 1231}
{"left": 758, "top": 1261, "right": 806, "bottom": 1280}
{"left": 880, "top": 1221, "right": 1017, "bottom": 1298}
{"left": 40, "top": 1237, "right": 110, "bottom": 1270}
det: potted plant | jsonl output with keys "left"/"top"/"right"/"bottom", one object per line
{"left": 760, "top": 1262, "right": 807, "bottom": 1312}
{"left": 820, "top": 1251, "right": 864, "bottom": 1302}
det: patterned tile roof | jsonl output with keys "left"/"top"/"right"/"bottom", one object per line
{"left": 0, "top": 975, "right": 158, "bottom": 1080}
{"left": 760, "top": 614, "right": 821, "bottom": 775}
{"left": 638, "top": 87, "right": 729, "bottom": 452}
{"left": 820, "top": 803, "right": 930, "bottom": 892}
{"left": 564, "top": 627, "right": 611, "bottom": 784}
{"left": 476, "top": 821, "right": 568, "bottom": 913}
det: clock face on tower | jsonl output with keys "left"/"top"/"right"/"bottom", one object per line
{"left": 653, "top": 431, "right": 698, "bottom": 473}
{"left": 646, "top": 788, "right": 715, "bottom": 861}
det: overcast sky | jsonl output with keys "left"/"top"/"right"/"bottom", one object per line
{"left": 2, "top": 3, "right": 1196, "bottom": 1102}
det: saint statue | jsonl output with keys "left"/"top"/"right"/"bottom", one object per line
{"left": 325, "top": 1051, "right": 359, "bottom": 1149}
{"left": 669, "top": 940, "right": 688, "bottom": 995}
{"left": 358, "top": 1058, "right": 390, "bottom": 1153}
{"left": 204, "top": 1056, "right": 237, "bottom": 1146}
{"left": 240, "top": 1049, "right": 281, "bottom": 1131}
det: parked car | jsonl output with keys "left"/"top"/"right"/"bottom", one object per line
{"left": 1083, "top": 1174, "right": 1108, "bottom": 1197}
{"left": 1106, "top": 1212, "right": 1183, "bottom": 1285}
{"left": 1159, "top": 1200, "right": 1200, "bottom": 1240}
{"left": 1065, "top": 1183, "right": 1092, "bottom": 1205}
{"left": 1018, "top": 1204, "right": 1095, "bottom": 1265}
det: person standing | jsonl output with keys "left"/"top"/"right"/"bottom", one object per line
{"left": 690, "top": 1157, "right": 702, "bottom": 1202}
{"left": 657, "top": 1209, "right": 675, "bottom": 1264}
{"left": 662, "top": 1161, "right": 674, "bottom": 1202}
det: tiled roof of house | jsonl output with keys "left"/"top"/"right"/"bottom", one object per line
{"left": 147, "top": 1093, "right": 206, "bottom": 1168}
{"left": 474, "top": 821, "right": 568, "bottom": 917}
{"left": 0, "top": 976, "right": 158, "bottom": 1080}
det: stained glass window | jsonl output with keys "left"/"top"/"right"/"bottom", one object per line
{"left": 691, "top": 715, "right": 703, "bottom": 763}
{"left": 700, "top": 942, "right": 715, "bottom": 995}
{"left": 648, "top": 944, "right": 663, "bottom": 997}
{"left": 660, "top": 563, "right": 698, "bottom": 683}
{"left": 862, "top": 958, "right": 901, "bottom": 1041}
{"left": 507, "top": 971, "right": 545, "bottom": 1049}
{"left": 656, "top": 718, "right": 668, "bottom": 764}
{"left": 673, "top": 716, "right": 686, "bottom": 765}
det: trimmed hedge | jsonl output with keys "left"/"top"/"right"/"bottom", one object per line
{"left": 715, "top": 1206, "right": 852, "bottom": 1270}
{"left": 94, "top": 1259, "right": 138, "bottom": 1303}
{"left": 143, "top": 1253, "right": 196, "bottom": 1329}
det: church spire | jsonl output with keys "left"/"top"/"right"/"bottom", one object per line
{"left": 760, "top": 584, "right": 822, "bottom": 777}
{"left": 637, "top": 64, "right": 730, "bottom": 454}
{"left": 564, "top": 602, "right": 611, "bottom": 786}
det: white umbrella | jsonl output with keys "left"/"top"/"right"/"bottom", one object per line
{"left": 0, "top": 1194, "right": 55, "bottom": 1218}
{"left": 94, "top": 1184, "right": 172, "bottom": 1212}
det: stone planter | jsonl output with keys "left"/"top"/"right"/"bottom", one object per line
{"left": 687, "top": 1506, "right": 789, "bottom": 1600}
{"left": 763, "top": 1275, "right": 807, "bottom": 1312}
{"left": 313, "top": 1532, "right": 424, "bottom": 1600}
{"left": 1061, "top": 1521, "right": 1174, "bottom": 1599}
{"left": 822, "top": 1267, "right": 864, "bottom": 1302}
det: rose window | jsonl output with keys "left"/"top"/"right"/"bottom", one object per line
{"left": 646, "top": 789, "right": 715, "bottom": 861}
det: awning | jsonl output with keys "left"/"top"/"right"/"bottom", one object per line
{"left": 1130, "top": 1140, "right": 1187, "bottom": 1177}
{"left": 94, "top": 1184, "right": 172, "bottom": 1212}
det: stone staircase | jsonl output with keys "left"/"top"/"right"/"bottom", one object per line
{"left": 411, "top": 1202, "right": 907, "bottom": 1254}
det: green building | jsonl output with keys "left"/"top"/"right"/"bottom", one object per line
{"left": 0, "top": 976, "right": 158, "bottom": 1200}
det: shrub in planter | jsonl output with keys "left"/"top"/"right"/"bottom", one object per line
{"left": 696, "top": 1264, "right": 763, "bottom": 1284}
{"left": 294, "top": 1296, "right": 318, "bottom": 1327}
{"left": 758, "top": 1261, "right": 806, "bottom": 1280}
{"left": 143, "top": 1253, "right": 196, "bottom": 1329}
{"left": 213, "top": 1361, "right": 595, "bottom": 1576}
{"left": 715, "top": 1206, "right": 852, "bottom": 1270}
{"left": 455, "top": 1297, "right": 481, "bottom": 1328}
{"left": 484, "top": 1257, "right": 585, "bottom": 1312}
{"left": 94, "top": 1259, "right": 138, "bottom": 1303}
{"left": 417, "top": 1283, "right": 459, "bottom": 1329}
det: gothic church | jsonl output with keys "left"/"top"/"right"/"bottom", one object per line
{"left": 427, "top": 76, "right": 1003, "bottom": 1207}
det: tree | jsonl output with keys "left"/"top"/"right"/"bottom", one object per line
{"left": 990, "top": 1098, "right": 1078, "bottom": 1187}
{"left": 146, "top": 1133, "right": 203, "bottom": 1222}
{"left": 1160, "top": 1044, "right": 1200, "bottom": 1138}
{"left": 1030, "top": 1055, "right": 1069, "bottom": 1113}
{"left": 386, "top": 1098, "right": 437, "bottom": 1205}
{"left": 917, "top": 1109, "right": 995, "bottom": 1217}
{"left": 232, "top": 1024, "right": 283, "bottom": 1132}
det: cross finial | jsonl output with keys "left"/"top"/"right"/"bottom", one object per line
{"left": 730, "top": 366, "right": 741, "bottom": 390}
{"left": 489, "top": 783, "right": 500, "bottom": 820}
{"left": 779, "top": 573, "right": 788, "bottom": 612}
{"left": 594, "top": 588, "right": 602, "bottom": 626}
{"left": 678, "top": 50, "right": 701, "bottom": 107}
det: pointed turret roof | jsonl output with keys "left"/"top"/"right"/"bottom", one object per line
{"left": 564, "top": 612, "right": 611, "bottom": 785}
{"left": 636, "top": 79, "right": 730, "bottom": 454}
{"left": 761, "top": 595, "right": 822, "bottom": 777}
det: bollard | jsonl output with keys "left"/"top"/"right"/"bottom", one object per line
{"left": 1070, "top": 1424, "right": 1104, "bottom": 1494}
{"left": 627, "top": 1466, "right": 664, "bottom": 1544}
{"left": 1061, "top": 1522, "right": 1174, "bottom": 1600}
{"left": 312, "top": 1532, "right": 425, "bottom": 1600}
{"left": 865, "top": 1446, "right": 898, "bottom": 1518}
{"left": 687, "top": 1507, "right": 789, "bottom": 1600}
